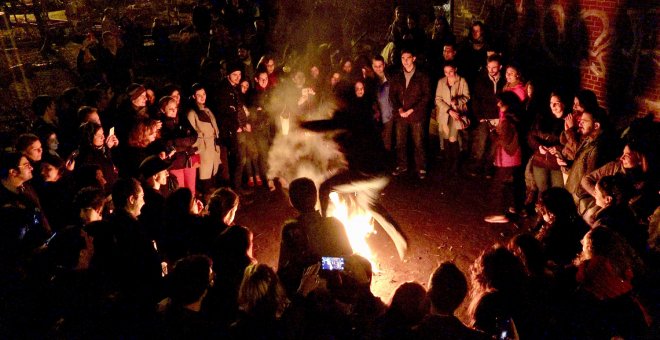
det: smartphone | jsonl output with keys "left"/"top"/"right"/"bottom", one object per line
{"left": 109, "top": 127, "right": 115, "bottom": 136}
{"left": 69, "top": 149, "right": 80, "bottom": 160}
{"left": 321, "top": 256, "right": 345, "bottom": 271}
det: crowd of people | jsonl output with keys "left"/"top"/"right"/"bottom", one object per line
{"left": 1, "top": 2, "right": 659, "bottom": 339}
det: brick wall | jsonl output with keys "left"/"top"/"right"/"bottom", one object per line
{"left": 578, "top": 0, "right": 617, "bottom": 109}
{"left": 450, "top": 0, "right": 659, "bottom": 119}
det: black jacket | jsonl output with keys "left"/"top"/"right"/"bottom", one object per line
{"left": 389, "top": 67, "right": 431, "bottom": 123}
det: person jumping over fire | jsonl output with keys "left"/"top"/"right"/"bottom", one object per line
{"left": 300, "top": 108, "right": 409, "bottom": 260}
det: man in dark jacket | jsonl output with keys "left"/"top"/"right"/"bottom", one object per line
{"left": 277, "top": 177, "right": 353, "bottom": 296}
{"left": 389, "top": 48, "right": 431, "bottom": 179}
{"left": 212, "top": 62, "right": 250, "bottom": 189}
{"left": 470, "top": 54, "right": 505, "bottom": 176}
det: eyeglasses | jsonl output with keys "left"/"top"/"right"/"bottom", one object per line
{"left": 18, "top": 163, "right": 32, "bottom": 169}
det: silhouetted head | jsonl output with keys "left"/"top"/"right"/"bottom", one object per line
{"left": 429, "top": 261, "right": 468, "bottom": 313}
{"left": 289, "top": 177, "right": 317, "bottom": 212}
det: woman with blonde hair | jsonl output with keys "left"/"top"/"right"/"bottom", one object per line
{"left": 158, "top": 95, "right": 198, "bottom": 197}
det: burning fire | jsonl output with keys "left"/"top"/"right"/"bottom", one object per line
{"left": 327, "top": 192, "right": 378, "bottom": 271}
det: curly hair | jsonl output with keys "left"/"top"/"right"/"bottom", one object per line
{"left": 467, "top": 245, "right": 526, "bottom": 322}
{"left": 576, "top": 226, "right": 644, "bottom": 281}
{"left": 127, "top": 119, "right": 158, "bottom": 147}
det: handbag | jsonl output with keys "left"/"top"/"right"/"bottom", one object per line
{"left": 455, "top": 115, "right": 470, "bottom": 130}
{"left": 186, "top": 153, "right": 201, "bottom": 168}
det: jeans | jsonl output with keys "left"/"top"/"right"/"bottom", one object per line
{"left": 470, "top": 121, "right": 494, "bottom": 173}
{"left": 491, "top": 166, "right": 525, "bottom": 213}
{"left": 233, "top": 132, "right": 250, "bottom": 188}
{"left": 254, "top": 131, "right": 270, "bottom": 180}
{"left": 382, "top": 119, "right": 394, "bottom": 152}
{"left": 169, "top": 168, "right": 197, "bottom": 197}
{"left": 532, "top": 166, "right": 564, "bottom": 194}
{"left": 395, "top": 120, "right": 425, "bottom": 172}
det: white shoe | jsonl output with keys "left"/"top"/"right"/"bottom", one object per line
{"left": 484, "top": 214, "right": 509, "bottom": 223}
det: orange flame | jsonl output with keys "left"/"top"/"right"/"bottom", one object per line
{"left": 327, "top": 192, "right": 378, "bottom": 271}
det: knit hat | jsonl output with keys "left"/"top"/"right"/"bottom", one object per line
{"left": 126, "top": 83, "right": 146, "bottom": 101}
{"left": 226, "top": 62, "right": 243, "bottom": 75}
{"left": 139, "top": 155, "right": 171, "bottom": 179}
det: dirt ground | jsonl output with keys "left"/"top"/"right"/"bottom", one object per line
{"left": 236, "top": 163, "right": 526, "bottom": 322}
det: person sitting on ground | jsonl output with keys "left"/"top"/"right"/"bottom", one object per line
{"left": 468, "top": 245, "right": 534, "bottom": 339}
{"left": 559, "top": 89, "right": 599, "bottom": 161}
{"left": 591, "top": 174, "right": 648, "bottom": 254}
{"left": 335, "top": 254, "right": 388, "bottom": 338}
{"left": 156, "top": 255, "right": 221, "bottom": 338}
{"left": 160, "top": 187, "right": 204, "bottom": 266}
{"left": 569, "top": 227, "right": 650, "bottom": 339}
{"left": 277, "top": 177, "right": 352, "bottom": 296}
{"left": 207, "top": 225, "right": 257, "bottom": 328}
{"left": 581, "top": 142, "right": 656, "bottom": 224}
{"left": 550, "top": 107, "right": 615, "bottom": 216}
{"left": 192, "top": 187, "right": 240, "bottom": 255}
{"left": 413, "top": 261, "right": 490, "bottom": 339}
{"left": 370, "top": 281, "right": 428, "bottom": 339}
{"left": 535, "top": 187, "right": 590, "bottom": 267}
{"left": 230, "top": 263, "right": 290, "bottom": 339}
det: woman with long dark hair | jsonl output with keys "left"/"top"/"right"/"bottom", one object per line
{"left": 528, "top": 92, "right": 567, "bottom": 195}
{"left": 187, "top": 83, "right": 221, "bottom": 196}
{"left": 77, "top": 122, "right": 119, "bottom": 191}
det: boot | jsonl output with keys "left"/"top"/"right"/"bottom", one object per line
{"left": 199, "top": 179, "right": 215, "bottom": 198}
{"left": 446, "top": 141, "right": 460, "bottom": 177}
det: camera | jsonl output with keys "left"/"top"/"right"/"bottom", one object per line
{"left": 321, "top": 256, "right": 345, "bottom": 271}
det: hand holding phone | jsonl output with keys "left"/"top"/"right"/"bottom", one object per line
{"left": 297, "top": 263, "right": 321, "bottom": 297}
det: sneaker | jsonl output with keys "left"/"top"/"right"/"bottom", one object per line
{"left": 255, "top": 176, "right": 263, "bottom": 186}
{"left": 484, "top": 214, "right": 510, "bottom": 223}
{"left": 247, "top": 178, "right": 255, "bottom": 187}
{"left": 418, "top": 170, "right": 427, "bottom": 180}
{"left": 392, "top": 166, "right": 408, "bottom": 176}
